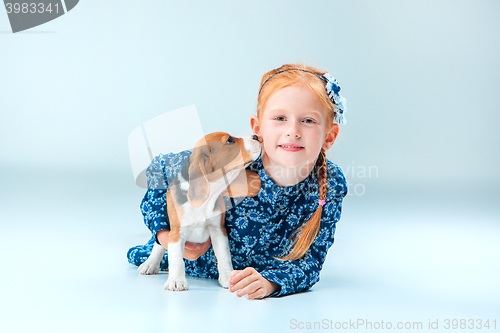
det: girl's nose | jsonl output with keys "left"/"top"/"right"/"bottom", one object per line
{"left": 286, "top": 121, "right": 301, "bottom": 139}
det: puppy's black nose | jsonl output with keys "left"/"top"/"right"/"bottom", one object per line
{"left": 251, "top": 135, "right": 259, "bottom": 141}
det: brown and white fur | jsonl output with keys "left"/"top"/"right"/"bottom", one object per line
{"left": 138, "top": 132, "right": 261, "bottom": 291}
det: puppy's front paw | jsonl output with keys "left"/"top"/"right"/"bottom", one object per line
{"left": 164, "top": 277, "right": 188, "bottom": 291}
{"left": 218, "top": 272, "right": 231, "bottom": 289}
{"left": 138, "top": 260, "right": 160, "bottom": 275}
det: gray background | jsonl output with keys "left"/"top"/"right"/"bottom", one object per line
{"left": 1, "top": 1, "right": 499, "bottom": 332}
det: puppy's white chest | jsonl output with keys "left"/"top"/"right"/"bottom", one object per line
{"left": 177, "top": 169, "right": 238, "bottom": 243}
{"left": 182, "top": 203, "right": 221, "bottom": 224}
{"left": 180, "top": 202, "right": 222, "bottom": 243}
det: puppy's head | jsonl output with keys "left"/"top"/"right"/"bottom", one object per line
{"left": 187, "top": 132, "right": 261, "bottom": 208}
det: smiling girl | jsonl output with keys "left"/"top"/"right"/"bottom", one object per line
{"left": 127, "top": 64, "right": 348, "bottom": 299}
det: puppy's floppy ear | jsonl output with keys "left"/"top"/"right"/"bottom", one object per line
{"left": 222, "top": 169, "right": 261, "bottom": 198}
{"left": 187, "top": 147, "right": 210, "bottom": 209}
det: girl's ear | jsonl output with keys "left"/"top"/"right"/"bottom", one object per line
{"left": 250, "top": 116, "right": 263, "bottom": 142}
{"left": 323, "top": 124, "right": 339, "bottom": 150}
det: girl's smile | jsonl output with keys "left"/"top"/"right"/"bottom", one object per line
{"left": 278, "top": 143, "right": 304, "bottom": 151}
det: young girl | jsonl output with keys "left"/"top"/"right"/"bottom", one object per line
{"left": 127, "top": 64, "right": 348, "bottom": 299}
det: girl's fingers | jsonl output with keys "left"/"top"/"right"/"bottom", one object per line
{"left": 228, "top": 267, "right": 268, "bottom": 300}
{"left": 247, "top": 287, "right": 265, "bottom": 300}
{"left": 230, "top": 275, "right": 255, "bottom": 293}
{"left": 236, "top": 280, "right": 261, "bottom": 298}
{"left": 230, "top": 267, "right": 255, "bottom": 286}
{"left": 230, "top": 270, "right": 241, "bottom": 279}
{"left": 230, "top": 271, "right": 258, "bottom": 292}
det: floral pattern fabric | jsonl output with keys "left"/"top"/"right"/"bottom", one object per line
{"left": 127, "top": 150, "right": 347, "bottom": 297}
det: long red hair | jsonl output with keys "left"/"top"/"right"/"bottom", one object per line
{"left": 257, "top": 64, "right": 338, "bottom": 261}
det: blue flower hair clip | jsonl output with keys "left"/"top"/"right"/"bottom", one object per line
{"left": 321, "top": 73, "right": 347, "bottom": 125}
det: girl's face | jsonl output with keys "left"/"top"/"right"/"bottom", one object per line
{"left": 251, "top": 85, "right": 338, "bottom": 176}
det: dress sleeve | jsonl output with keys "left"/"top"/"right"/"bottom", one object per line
{"left": 140, "top": 151, "right": 191, "bottom": 244}
{"left": 260, "top": 164, "right": 348, "bottom": 297}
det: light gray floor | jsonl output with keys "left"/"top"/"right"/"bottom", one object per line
{"left": 1, "top": 167, "right": 499, "bottom": 333}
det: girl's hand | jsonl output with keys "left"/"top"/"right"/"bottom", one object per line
{"left": 183, "top": 238, "right": 212, "bottom": 261}
{"left": 229, "top": 267, "right": 279, "bottom": 300}
{"left": 156, "top": 230, "right": 211, "bottom": 261}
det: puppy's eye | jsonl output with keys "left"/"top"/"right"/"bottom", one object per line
{"left": 226, "top": 136, "right": 236, "bottom": 145}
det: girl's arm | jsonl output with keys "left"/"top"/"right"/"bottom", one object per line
{"left": 229, "top": 162, "right": 347, "bottom": 299}
{"left": 227, "top": 210, "right": 337, "bottom": 300}
{"left": 141, "top": 151, "right": 191, "bottom": 245}
{"left": 226, "top": 204, "right": 344, "bottom": 299}
{"left": 259, "top": 182, "right": 346, "bottom": 297}
{"left": 259, "top": 235, "right": 335, "bottom": 297}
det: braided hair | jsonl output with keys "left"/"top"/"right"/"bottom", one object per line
{"left": 256, "top": 64, "right": 337, "bottom": 261}
{"left": 277, "top": 149, "right": 328, "bottom": 261}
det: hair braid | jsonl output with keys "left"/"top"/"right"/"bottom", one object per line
{"left": 277, "top": 149, "right": 328, "bottom": 261}
{"left": 317, "top": 149, "right": 328, "bottom": 202}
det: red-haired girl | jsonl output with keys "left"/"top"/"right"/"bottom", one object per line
{"left": 128, "top": 64, "right": 348, "bottom": 299}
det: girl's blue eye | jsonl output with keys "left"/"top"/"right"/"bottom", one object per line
{"left": 303, "top": 118, "right": 315, "bottom": 124}
{"left": 275, "top": 116, "right": 286, "bottom": 121}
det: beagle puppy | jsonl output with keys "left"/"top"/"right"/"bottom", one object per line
{"left": 138, "top": 132, "right": 262, "bottom": 291}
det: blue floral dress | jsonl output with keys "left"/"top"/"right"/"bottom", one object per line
{"left": 127, "top": 151, "right": 347, "bottom": 297}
